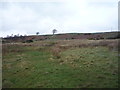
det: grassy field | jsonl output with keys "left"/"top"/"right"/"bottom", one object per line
{"left": 2, "top": 39, "right": 119, "bottom": 88}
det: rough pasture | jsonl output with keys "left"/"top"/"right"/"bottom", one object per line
{"left": 2, "top": 39, "right": 119, "bottom": 88}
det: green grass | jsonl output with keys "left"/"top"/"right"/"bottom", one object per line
{"left": 2, "top": 42, "right": 118, "bottom": 88}
{"left": 58, "top": 47, "right": 118, "bottom": 88}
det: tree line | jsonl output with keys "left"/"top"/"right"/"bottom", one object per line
{"left": 5, "top": 29, "right": 57, "bottom": 38}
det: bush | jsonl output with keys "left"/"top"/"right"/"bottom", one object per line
{"left": 71, "top": 37, "right": 75, "bottom": 39}
{"left": 25, "top": 40, "right": 33, "bottom": 43}
{"left": 84, "top": 33, "right": 91, "bottom": 35}
{"left": 88, "top": 38, "right": 95, "bottom": 40}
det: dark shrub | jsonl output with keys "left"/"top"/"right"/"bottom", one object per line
{"left": 88, "top": 38, "right": 95, "bottom": 40}
{"left": 99, "top": 37, "right": 104, "bottom": 39}
{"left": 22, "top": 41, "right": 25, "bottom": 43}
{"left": 25, "top": 40, "right": 33, "bottom": 43}
{"left": 84, "top": 33, "right": 91, "bottom": 35}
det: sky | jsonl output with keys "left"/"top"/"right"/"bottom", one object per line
{"left": 0, "top": 0, "right": 119, "bottom": 37}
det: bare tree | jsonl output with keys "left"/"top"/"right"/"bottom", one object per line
{"left": 52, "top": 29, "right": 57, "bottom": 35}
{"left": 7, "top": 35, "right": 9, "bottom": 38}
{"left": 17, "top": 34, "right": 19, "bottom": 37}
{"left": 14, "top": 35, "right": 17, "bottom": 37}
{"left": 24, "top": 34, "right": 27, "bottom": 36}
{"left": 11, "top": 34, "right": 13, "bottom": 37}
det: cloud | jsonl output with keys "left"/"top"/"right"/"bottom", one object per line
{"left": 62, "top": 0, "right": 118, "bottom": 32}
{"left": 0, "top": 0, "right": 118, "bottom": 37}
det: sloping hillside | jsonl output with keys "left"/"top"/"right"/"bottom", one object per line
{"left": 2, "top": 31, "right": 119, "bottom": 43}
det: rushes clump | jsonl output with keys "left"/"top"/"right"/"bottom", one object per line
{"left": 51, "top": 47, "right": 61, "bottom": 59}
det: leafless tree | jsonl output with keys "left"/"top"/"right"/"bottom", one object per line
{"left": 52, "top": 29, "right": 57, "bottom": 35}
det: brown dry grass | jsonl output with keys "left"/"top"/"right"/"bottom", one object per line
{"left": 2, "top": 39, "right": 119, "bottom": 58}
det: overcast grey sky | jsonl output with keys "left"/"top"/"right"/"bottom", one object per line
{"left": 0, "top": 0, "right": 118, "bottom": 37}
